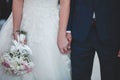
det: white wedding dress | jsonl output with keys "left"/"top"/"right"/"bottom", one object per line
{"left": 0, "top": 0, "right": 71, "bottom": 80}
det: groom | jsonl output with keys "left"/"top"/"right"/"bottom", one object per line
{"left": 66, "top": 0, "right": 120, "bottom": 80}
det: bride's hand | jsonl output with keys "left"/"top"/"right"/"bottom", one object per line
{"left": 13, "top": 32, "right": 19, "bottom": 41}
{"left": 13, "top": 32, "right": 27, "bottom": 44}
{"left": 57, "top": 32, "right": 69, "bottom": 54}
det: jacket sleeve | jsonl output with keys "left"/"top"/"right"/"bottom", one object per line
{"left": 67, "top": 0, "right": 74, "bottom": 31}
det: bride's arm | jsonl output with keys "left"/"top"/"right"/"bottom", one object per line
{"left": 12, "top": 0, "right": 24, "bottom": 40}
{"left": 59, "top": 0, "right": 70, "bottom": 35}
{"left": 58, "top": 0, "right": 70, "bottom": 54}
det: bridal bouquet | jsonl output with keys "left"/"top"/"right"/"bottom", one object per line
{"left": 0, "top": 31, "right": 34, "bottom": 75}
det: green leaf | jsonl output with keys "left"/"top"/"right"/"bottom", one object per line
{"left": 20, "top": 30, "right": 27, "bottom": 35}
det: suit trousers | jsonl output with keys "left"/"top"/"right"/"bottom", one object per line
{"left": 71, "top": 25, "right": 118, "bottom": 80}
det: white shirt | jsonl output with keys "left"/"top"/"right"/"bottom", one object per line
{"left": 93, "top": 12, "right": 95, "bottom": 19}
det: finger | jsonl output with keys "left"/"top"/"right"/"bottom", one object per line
{"left": 67, "top": 37, "right": 72, "bottom": 46}
{"left": 68, "top": 37, "right": 72, "bottom": 41}
{"left": 60, "top": 48, "right": 65, "bottom": 54}
{"left": 63, "top": 47, "right": 68, "bottom": 53}
{"left": 59, "top": 46, "right": 67, "bottom": 54}
{"left": 24, "top": 39, "right": 27, "bottom": 44}
{"left": 64, "top": 46, "right": 70, "bottom": 54}
{"left": 67, "top": 49, "right": 71, "bottom": 54}
{"left": 67, "top": 45, "right": 71, "bottom": 54}
{"left": 67, "top": 33, "right": 72, "bottom": 40}
{"left": 68, "top": 43, "right": 71, "bottom": 48}
{"left": 67, "top": 40, "right": 71, "bottom": 49}
{"left": 67, "top": 46, "right": 71, "bottom": 51}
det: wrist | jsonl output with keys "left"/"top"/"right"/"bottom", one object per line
{"left": 13, "top": 29, "right": 20, "bottom": 32}
{"left": 13, "top": 30, "right": 20, "bottom": 35}
{"left": 58, "top": 30, "right": 66, "bottom": 35}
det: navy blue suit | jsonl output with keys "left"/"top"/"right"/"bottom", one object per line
{"left": 68, "top": 0, "right": 120, "bottom": 80}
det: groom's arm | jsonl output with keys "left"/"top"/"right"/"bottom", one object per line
{"left": 67, "top": 0, "right": 74, "bottom": 31}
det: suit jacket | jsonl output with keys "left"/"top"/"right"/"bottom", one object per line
{"left": 67, "top": 0, "right": 120, "bottom": 47}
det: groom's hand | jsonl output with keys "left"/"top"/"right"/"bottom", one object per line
{"left": 66, "top": 33, "right": 72, "bottom": 53}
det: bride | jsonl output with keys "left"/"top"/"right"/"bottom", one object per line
{"left": 0, "top": 0, "right": 71, "bottom": 80}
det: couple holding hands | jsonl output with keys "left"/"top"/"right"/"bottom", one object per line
{"left": 0, "top": 0, "right": 120, "bottom": 80}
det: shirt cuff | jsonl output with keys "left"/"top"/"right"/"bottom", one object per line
{"left": 66, "top": 31, "right": 71, "bottom": 33}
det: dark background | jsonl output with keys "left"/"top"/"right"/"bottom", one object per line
{"left": 0, "top": 0, "right": 12, "bottom": 19}
{"left": 0, "top": 0, "right": 12, "bottom": 28}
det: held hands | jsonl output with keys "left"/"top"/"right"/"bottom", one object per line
{"left": 57, "top": 32, "right": 72, "bottom": 54}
